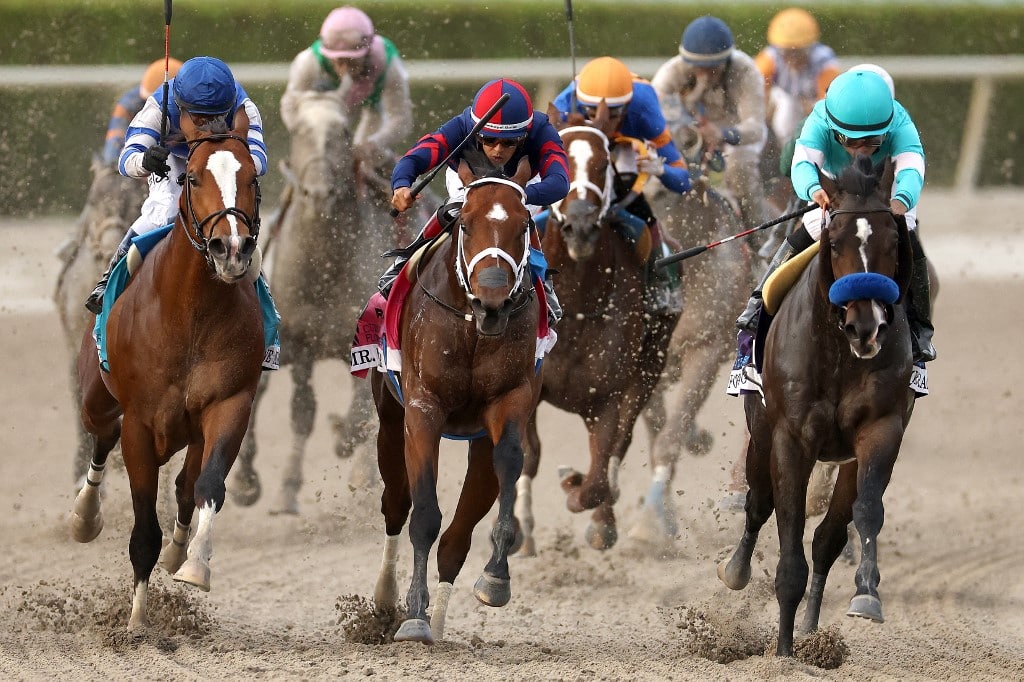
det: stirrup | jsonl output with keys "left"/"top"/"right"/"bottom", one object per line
{"left": 735, "top": 293, "right": 762, "bottom": 332}
{"left": 85, "top": 280, "right": 107, "bottom": 314}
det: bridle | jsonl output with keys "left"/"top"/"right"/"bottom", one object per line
{"left": 550, "top": 126, "right": 615, "bottom": 224}
{"left": 179, "top": 134, "right": 262, "bottom": 260}
{"left": 824, "top": 204, "right": 901, "bottom": 321}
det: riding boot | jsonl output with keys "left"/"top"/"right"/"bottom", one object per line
{"left": 378, "top": 203, "right": 461, "bottom": 299}
{"left": 735, "top": 240, "right": 796, "bottom": 332}
{"left": 85, "top": 229, "right": 137, "bottom": 314}
{"left": 644, "top": 220, "right": 683, "bottom": 315}
{"left": 907, "top": 256, "right": 936, "bottom": 362}
{"left": 543, "top": 276, "right": 562, "bottom": 327}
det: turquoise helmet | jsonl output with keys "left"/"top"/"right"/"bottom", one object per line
{"left": 824, "top": 70, "right": 894, "bottom": 138}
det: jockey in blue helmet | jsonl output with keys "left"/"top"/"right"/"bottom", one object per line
{"left": 383, "top": 78, "right": 570, "bottom": 324}
{"left": 680, "top": 15, "right": 734, "bottom": 67}
{"left": 86, "top": 56, "right": 269, "bottom": 314}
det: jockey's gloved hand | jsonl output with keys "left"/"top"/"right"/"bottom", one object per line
{"left": 142, "top": 145, "right": 171, "bottom": 178}
{"left": 637, "top": 156, "right": 665, "bottom": 177}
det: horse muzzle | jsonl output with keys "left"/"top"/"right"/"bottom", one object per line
{"left": 840, "top": 299, "right": 889, "bottom": 359}
{"left": 559, "top": 201, "right": 602, "bottom": 261}
{"left": 207, "top": 234, "right": 258, "bottom": 282}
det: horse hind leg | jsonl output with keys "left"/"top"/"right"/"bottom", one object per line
{"left": 271, "top": 360, "right": 316, "bottom": 515}
{"left": 120, "top": 423, "right": 162, "bottom": 634}
{"left": 718, "top": 431, "right": 775, "bottom": 591}
{"left": 230, "top": 373, "right": 270, "bottom": 507}
{"left": 511, "top": 410, "right": 541, "bottom": 557}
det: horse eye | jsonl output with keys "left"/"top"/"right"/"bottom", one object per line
{"left": 188, "top": 173, "right": 199, "bottom": 186}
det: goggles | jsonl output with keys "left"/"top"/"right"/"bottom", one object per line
{"left": 478, "top": 135, "right": 526, "bottom": 148}
{"left": 833, "top": 130, "right": 886, "bottom": 149}
{"left": 581, "top": 104, "right": 627, "bottom": 121}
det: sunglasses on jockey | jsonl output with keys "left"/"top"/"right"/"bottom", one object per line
{"left": 832, "top": 130, "right": 886, "bottom": 149}
{"left": 581, "top": 103, "right": 627, "bottom": 121}
{"left": 477, "top": 134, "right": 527, "bottom": 148}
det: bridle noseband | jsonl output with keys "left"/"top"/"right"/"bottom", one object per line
{"left": 550, "top": 126, "right": 615, "bottom": 224}
{"left": 180, "top": 134, "right": 262, "bottom": 260}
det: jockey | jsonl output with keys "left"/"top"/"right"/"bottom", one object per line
{"left": 85, "top": 56, "right": 269, "bottom": 314}
{"left": 754, "top": 8, "right": 841, "bottom": 146}
{"left": 102, "top": 58, "right": 183, "bottom": 165}
{"left": 383, "top": 78, "right": 570, "bottom": 326}
{"left": 280, "top": 6, "right": 412, "bottom": 168}
{"left": 651, "top": 15, "right": 775, "bottom": 232}
{"left": 552, "top": 56, "right": 691, "bottom": 315}
{"left": 736, "top": 67, "right": 936, "bottom": 363}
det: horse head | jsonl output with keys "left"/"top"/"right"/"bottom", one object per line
{"left": 454, "top": 152, "right": 534, "bottom": 336}
{"left": 816, "top": 154, "right": 914, "bottom": 359}
{"left": 285, "top": 92, "right": 353, "bottom": 205}
{"left": 179, "top": 112, "right": 261, "bottom": 283}
{"left": 547, "top": 102, "right": 618, "bottom": 260}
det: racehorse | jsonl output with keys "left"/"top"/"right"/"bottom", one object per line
{"left": 229, "top": 92, "right": 394, "bottom": 513}
{"left": 69, "top": 114, "right": 264, "bottom": 633}
{"left": 512, "top": 104, "right": 680, "bottom": 554}
{"left": 629, "top": 177, "right": 753, "bottom": 544}
{"left": 370, "top": 156, "right": 542, "bottom": 644}
{"left": 53, "top": 158, "right": 145, "bottom": 486}
{"left": 717, "top": 155, "right": 916, "bottom": 656}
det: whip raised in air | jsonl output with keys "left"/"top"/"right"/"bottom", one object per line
{"left": 160, "top": 0, "right": 173, "bottom": 146}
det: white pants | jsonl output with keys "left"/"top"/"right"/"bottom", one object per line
{"left": 767, "top": 87, "right": 807, "bottom": 144}
{"left": 802, "top": 203, "right": 918, "bottom": 240}
{"left": 129, "top": 155, "right": 187, "bottom": 235}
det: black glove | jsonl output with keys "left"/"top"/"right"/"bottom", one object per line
{"left": 142, "top": 145, "right": 171, "bottom": 178}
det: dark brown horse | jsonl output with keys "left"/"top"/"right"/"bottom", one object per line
{"left": 512, "top": 104, "right": 680, "bottom": 553}
{"left": 69, "top": 115, "right": 264, "bottom": 633}
{"left": 370, "top": 158, "right": 542, "bottom": 644}
{"left": 717, "top": 155, "right": 916, "bottom": 656}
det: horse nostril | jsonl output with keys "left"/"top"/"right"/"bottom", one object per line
{"left": 240, "top": 236, "right": 257, "bottom": 258}
{"left": 208, "top": 237, "right": 228, "bottom": 259}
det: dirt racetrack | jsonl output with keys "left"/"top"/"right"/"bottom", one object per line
{"left": 1, "top": 189, "right": 1022, "bottom": 680}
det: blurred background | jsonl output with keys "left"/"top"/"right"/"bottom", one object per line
{"left": 2, "top": 0, "right": 1023, "bottom": 216}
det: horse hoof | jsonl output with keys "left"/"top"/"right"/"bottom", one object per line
{"left": 230, "top": 472, "right": 261, "bottom": 507}
{"left": 585, "top": 523, "right": 618, "bottom": 550}
{"left": 69, "top": 511, "right": 104, "bottom": 543}
{"left": 717, "top": 554, "right": 751, "bottom": 591}
{"left": 394, "top": 618, "right": 434, "bottom": 644}
{"left": 847, "top": 594, "right": 884, "bottom": 622}
{"left": 685, "top": 427, "right": 714, "bottom": 456}
{"left": 158, "top": 540, "right": 188, "bottom": 575}
{"left": 173, "top": 558, "right": 211, "bottom": 592}
{"left": 473, "top": 573, "right": 511, "bottom": 607}
{"left": 269, "top": 492, "right": 300, "bottom": 516}
{"left": 127, "top": 615, "right": 149, "bottom": 637}
{"left": 716, "top": 492, "right": 747, "bottom": 513}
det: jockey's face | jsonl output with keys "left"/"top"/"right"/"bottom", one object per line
{"left": 478, "top": 135, "right": 525, "bottom": 167}
{"left": 332, "top": 54, "right": 372, "bottom": 79}
{"left": 833, "top": 130, "right": 886, "bottom": 151}
{"left": 779, "top": 47, "right": 811, "bottom": 69}
{"left": 693, "top": 63, "right": 727, "bottom": 86}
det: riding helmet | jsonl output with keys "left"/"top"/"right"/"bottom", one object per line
{"left": 824, "top": 69, "right": 895, "bottom": 138}
{"left": 679, "top": 16, "right": 734, "bottom": 66}
{"left": 847, "top": 63, "right": 896, "bottom": 97}
{"left": 319, "top": 6, "right": 375, "bottom": 59}
{"left": 172, "top": 56, "right": 237, "bottom": 116}
{"left": 575, "top": 57, "right": 634, "bottom": 107}
{"left": 472, "top": 79, "right": 534, "bottom": 138}
{"left": 766, "top": 8, "right": 820, "bottom": 50}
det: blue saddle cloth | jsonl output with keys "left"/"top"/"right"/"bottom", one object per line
{"left": 92, "top": 225, "right": 281, "bottom": 372}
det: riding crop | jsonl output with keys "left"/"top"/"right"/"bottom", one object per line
{"left": 160, "top": 0, "right": 172, "bottom": 146}
{"left": 564, "top": 0, "right": 578, "bottom": 111}
{"left": 655, "top": 203, "right": 816, "bottom": 268}
{"left": 389, "top": 92, "right": 510, "bottom": 217}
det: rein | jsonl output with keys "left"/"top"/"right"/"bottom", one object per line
{"left": 180, "top": 134, "right": 262, "bottom": 259}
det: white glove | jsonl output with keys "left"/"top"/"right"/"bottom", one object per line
{"left": 637, "top": 156, "right": 665, "bottom": 176}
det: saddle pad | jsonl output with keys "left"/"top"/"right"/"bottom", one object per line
{"left": 762, "top": 240, "right": 820, "bottom": 316}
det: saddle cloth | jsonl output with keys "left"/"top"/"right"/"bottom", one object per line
{"left": 92, "top": 225, "right": 281, "bottom": 372}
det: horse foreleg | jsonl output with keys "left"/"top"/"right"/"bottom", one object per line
{"left": 847, "top": 419, "right": 903, "bottom": 625}
{"left": 159, "top": 444, "right": 201, "bottom": 574}
{"left": 718, "top": 425, "right": 774, "bottom": 591}
{"left": 231, "top": 373, "right": 270, "bottom": 507}
{"left": 372, "top": 375, "right": 410, "bottom": 613}
{"left": 801, "top": 461, "right": 857, "bottom": 635}
{"left": 476, "top": 423, "right": 523, "bottom": 606}
{"left": 511, "top": 409, "right": 541, "bottom": 557}
{"left": 120, "top": 420, "right": 162, "bottom": 634}
{"left": 272, "top": 360, "right": 315, "bottom": 515}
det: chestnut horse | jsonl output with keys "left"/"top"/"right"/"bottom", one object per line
{"left": 69, "top": 116, "right": 264, "bottom": 633}
{"left": 512, "top": 104, "right": 680, "bottom": 553}
{"left": 718, "top": 156, "right": 916, "bottom": 656}
{"left": 370, "top": 158, "right": 542, "bottom": 644}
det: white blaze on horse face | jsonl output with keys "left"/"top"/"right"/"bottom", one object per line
{"left": 207, "top": 150, "right": 243, "bottom": 236}
{"left": 568, "top": 139, "right": 594, "bottom": 199}
{"left": 486, "top": 202, "right": 509, "bottom": 223}
{"left": 855, "top": 217, "right": 873, "bottom": 270}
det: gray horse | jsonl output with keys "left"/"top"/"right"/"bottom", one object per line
{"left": 230, "top": 92, "right": 396, "bottom": 514}
{"left": 53, "top": 157, "right": 145, "bottom": 486}
{"left": 627, "top": 178, "right": 754, "bottom": 548}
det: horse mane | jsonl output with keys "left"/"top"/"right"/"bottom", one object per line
{"left": 463, "top": 145, "right": 508, "bottom": 180}
{"left": 835, "top": 153, "right": 884, "bottom": 198}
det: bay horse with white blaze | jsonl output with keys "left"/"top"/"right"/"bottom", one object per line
{"left": 718, "top": 155, "right": 916, "bottom": 656}
{"left": 512, "top": 104, "right": 680, "bottom": 553}
{"left": 371, "top": 157, "right": 542, "bottom": 644}
{"left": 69, "top": 114, "right": 264, "bottom": 633}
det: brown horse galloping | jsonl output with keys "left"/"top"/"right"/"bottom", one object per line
{"left": 371, "top": 158, "right": 543, "bottom": 644}
{"left": 718, "top": 156, "right": 916, "bottom": 656}
{"left": 69, "top": 115, "right": 264, "bottom": 633}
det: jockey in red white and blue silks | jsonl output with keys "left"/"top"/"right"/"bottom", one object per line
{"left": 391, "top": 79, "right": 569, "bottom": 209}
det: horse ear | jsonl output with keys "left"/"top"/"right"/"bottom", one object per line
{"left": 894, "top": 215, "right": 914, "bottom": 303}
{"left": 817, "top": 165, "right": 839, "bottom": 205}
{"left": 232, "top": 106, "right": 251, "bottom": 138}
{"left": 512, "top": 156, "right": 533, "bottom": 187}
{"left": 593, "top": 99, "right": 613, "bottom": 132}
{"left": 879, "top": 157, "right": 896, "bottom": 202}
{"left": 817, "top": 225, "right": 835, "bottom": 299}
{"left": 546, "top": 102, "right": 564, "bottom": 129}
{"left": 457, "top": 159, "right": 476, "bottom": 187}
